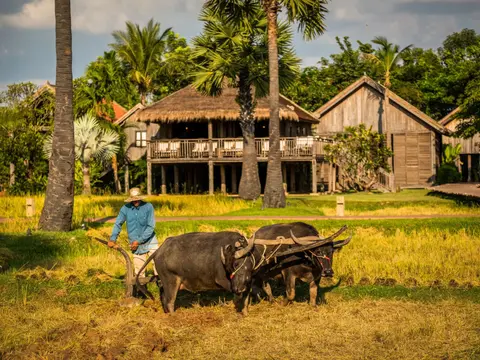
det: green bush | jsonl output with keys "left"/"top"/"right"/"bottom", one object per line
{"left": 437, "top": 164, "right": 462, "bottom": 184}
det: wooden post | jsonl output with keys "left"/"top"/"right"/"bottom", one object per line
{"left": 328, "top": 164, "right": 332, "bottom": 193}
{"left": 468, "top": 154, "right": 472, "bottom": 182}
{"left": 193, "top": 167, "right": 198, "bottom": 194}
{"left": 336, "top": 196, "right": 345, "bottom": 217}
{"left": 208, "top": 120, "right": 213, "bottom": 158}
{"left": 208, "top": 161, "right": 214, "bottom": 195}
{"left": 124, "top": 165, "right": 130, "bottom": 194}
{"left": 146, "top": 139, "right": 152, "bottom": 195}
{"left": 161, "top": 165, "right": 166, "bottom": 195}
{"left": 332, "top": 165, "right": 337, "bottom": 192}
{"left": 290, "top": 165, "right": 296, "bottom": 193}
{"left": 147, "top": 162, "right": 152, "bottom": 195}
{"left": 174, "top": 165, "right": 179, "bottom": 194}
{"left": 311, "top": 160, "right": 317, "bottom": 194}
{"left": 220, "top": 165, "right": 226, "bottom": 195}
{"left": 319, "top": 162, "right": 324, "bottom": 191}
{"left": 26, "top": 198, "right": 34, "bottom": 218}
{"left": 187, "top": 166, "right": 193, "bottom": 193}
{"left": 9, "top": 163, "right": 15, "bottom": 186}
{"left": 231, "top": 165, "right": 237, "bottom": 194}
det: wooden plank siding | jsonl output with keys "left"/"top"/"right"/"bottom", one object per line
{"left": 315, "top": 77, "right": 444, "bottom": 189}
{"left": 443, "top": 118, "right": 480, "bottom": 154}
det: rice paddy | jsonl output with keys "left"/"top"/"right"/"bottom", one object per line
{"left": 0, "top": 192, "right": 479, "bottom": 359}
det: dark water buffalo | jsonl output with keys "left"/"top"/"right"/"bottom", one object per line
{"left": 136, "top": 231, "right": 256, "bottom": 315}
{"left": 252, "top": 222, "right": 351, "bottom": 306}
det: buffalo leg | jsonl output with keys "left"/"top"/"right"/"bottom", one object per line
{"left": 160, "top": 276, "right": 181, "bottom": 314}
{"left": 318, "top": 278, "right": 327, "bottom": 305}
{"left": 234, "top": 289, "right": 250, "bottom": 315}
{"left": 309, "top": 280, "right": 318, "bottom": 306}
{"left": 262, "top": 281, "right": 274, "bottom": 302}
{"left": 283, "top": 273, "right": 296, "bottom": 305}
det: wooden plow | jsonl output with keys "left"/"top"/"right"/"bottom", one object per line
{"left": 92, "top": 237, "right": 157, "bottom": 298}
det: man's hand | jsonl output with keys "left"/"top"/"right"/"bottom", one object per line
{"left": 108, "top": 241, "right": 117, "bottom": 249}
{"left": 130, "top": 241, "right": 139, "bottom": 251}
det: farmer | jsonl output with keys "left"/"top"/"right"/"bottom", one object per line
{"left": 108, "top": 188, "right": 159, "bottom": 277}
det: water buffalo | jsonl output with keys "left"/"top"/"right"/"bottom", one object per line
{"left": 251, "top": 222, "right": 351, "bottom": 306}
{"left": 135, "top": 231, "right": 256, "bottom": 315}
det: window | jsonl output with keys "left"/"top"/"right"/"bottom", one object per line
{"left": 135, "top": 131, "right": 147, "bottom": 147}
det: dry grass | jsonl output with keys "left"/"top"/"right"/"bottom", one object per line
{"left": 0, "top": 294, "right": 478, "bottom": 359}
{"left": 0, "top": 195, "right": 251, "bottom": 225}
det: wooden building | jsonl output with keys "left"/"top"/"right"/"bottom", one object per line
{"left": 118, "top": 85, "right": 324, "bottom": 195}
{"left": 440, "top": 108, "right": 480, "bottom": 182}
{"left": 314, "top": 76, "right": 447, "bottom": 189}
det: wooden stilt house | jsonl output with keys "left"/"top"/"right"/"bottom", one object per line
{"left": 117, "top": 85, "right": 324, "bottom": 195}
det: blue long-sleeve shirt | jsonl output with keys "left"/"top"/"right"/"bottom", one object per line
{"left": 110, "top": 201, "right": 158, "bottom": 255}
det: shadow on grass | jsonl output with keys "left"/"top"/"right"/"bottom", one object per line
{"left": 0, "top": 231, "right": 97, "bottom": 270}
{"left": 427, "top": 191, "right": 480, "bottom": 207}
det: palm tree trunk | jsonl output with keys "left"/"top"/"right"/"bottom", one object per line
{"left": 238, "top": 70, "right": 261, "bottom": 200}
{"left": 39, "top": 0, "right": 74, "bottom": 231}
{"left": 263, "top": 0, "right": 285, "bottom": 208}
{"left": 82, "top": 161, "right": 91, "bottom": 195}
{"left": 112, "top": 154, "right": 122, "bottom": 194}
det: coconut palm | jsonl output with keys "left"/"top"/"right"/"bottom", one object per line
{"left": 44, "top": 115, "right": 120, "bottom": 195}
{"left": 205, "top": 0, "right": 328, "bottom": 208}
{"left": 363, "top": 36, "right": 413, "bottom": 88}
{"left": 39, "top": 0, "right": 75, "bottom": 231}
{"left": 192, "top": 6, "right": 299, "bottom": 200}
{"left": 110, "top": 19, "right": 171, "bottom": 105}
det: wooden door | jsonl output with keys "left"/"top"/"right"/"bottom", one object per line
{"left": 393, "top": 133, "right": 432, "bottom": 187}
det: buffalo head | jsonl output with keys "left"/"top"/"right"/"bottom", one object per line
{"left": 220, "top": 236, "right": 255, "bottom": 294}
{"left": 308, "top": 235, "right": 352, "bottom": 277}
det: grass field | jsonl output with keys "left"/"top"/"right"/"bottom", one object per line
{"left": 1, "top": 193, "right": 479, "bottom": 359}
{"left": 1, "top": 190, "right": 480, "bottom": 229}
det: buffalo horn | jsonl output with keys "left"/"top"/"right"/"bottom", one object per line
{"left": 333, "top": 233, "right": 353, "bottom": 248}
{"left": 234, "top": 233, "right": 255, "bottom": 259}
{"left": 290, "top": 230, "right": 327, "bottom": 245}
{"left": 274, "top": 226, "right": 348, "bottom": 258}
{"left": 220, "top": 247, "right": 226, "bottom": 265}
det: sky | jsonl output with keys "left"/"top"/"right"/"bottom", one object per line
{"left": 0, "top": 0, "right": 479, "bottom": 90}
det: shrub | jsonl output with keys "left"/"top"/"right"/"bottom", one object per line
{"left": 437, "top": 163, "right": 462, "bottom": 184}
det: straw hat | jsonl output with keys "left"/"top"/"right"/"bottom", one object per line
{"left": 124, "top": 188, "right": 146, "bottom": 203}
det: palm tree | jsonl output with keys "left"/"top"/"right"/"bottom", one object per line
{"left": 110, "top": 19, "right": 171, "bottom": 105}
{"left": 39, "top": 0, "right": 75, "bottom": 231}
{"left": 362, "top": 36, "right": 413, "bottom": 88}
{"left": 361, "top": 37, "right": 413, "bottom": 134}
{"left": 205, "top": 0, "right": 328, "bottom": 208}
{"left": 44, "top": 115, "right": 120, "bottom": 195}
{"left": 192, "top": 6, "right": 299, "bottom": 200}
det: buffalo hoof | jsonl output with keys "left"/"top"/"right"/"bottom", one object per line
{"left": 282, "top": 299, "right": 293, "bottom": 306}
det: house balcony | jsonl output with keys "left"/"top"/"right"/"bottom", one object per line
{"left": 147, "top": 137, "right": 329, "bottom": 163}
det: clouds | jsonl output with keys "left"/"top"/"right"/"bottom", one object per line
{"left": 0, "top": 0, "right": 204, "bottom": 35}
{"left": 0, "top": 0, "right": 479, "bottom": 85}
{"left": 323, "top": 0, "right": 479, "bottom": 50}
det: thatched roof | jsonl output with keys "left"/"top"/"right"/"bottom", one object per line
{"left": 130, "top": 86, "right": 318, "bottom": 123}
{"left": 314, "top": 76, "right": 447, "bottom": 134}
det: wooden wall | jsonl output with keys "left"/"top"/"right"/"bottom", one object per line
{"left": 125, "top": 121, "right": 160, "bottom": 161}
{"left": 443, "top": 119, "right": 480, "bottom": 154}
{"left": 317, "top": 85, "right": 431, "bottom": 135}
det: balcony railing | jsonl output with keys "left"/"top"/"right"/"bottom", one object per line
{"left": 148, "top": 137, "right": 330, "bottom": 161}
